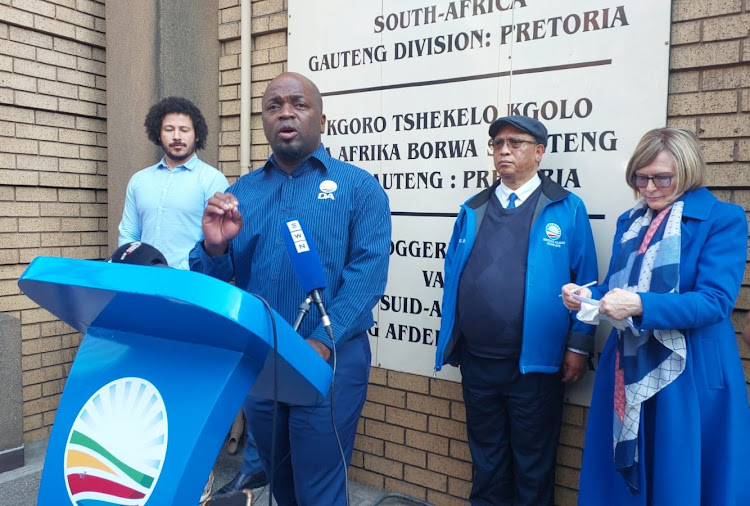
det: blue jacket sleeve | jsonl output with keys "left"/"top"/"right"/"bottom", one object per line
{"left": 638, "top": 203, "right": 747, "bottom": 330}
{"left": 308, "top": 177, "right": 391, "bottom": 349}
{"left": 566, "top": 197, "right": 599, "bottom": 352}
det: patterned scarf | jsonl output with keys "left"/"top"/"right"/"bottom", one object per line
{"left": 609, "top": 200, "right": 686, "bottom": 494}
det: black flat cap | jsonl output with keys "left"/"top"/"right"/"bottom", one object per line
{"left": 488, "top": 115, "right": 548, "bottom": 148}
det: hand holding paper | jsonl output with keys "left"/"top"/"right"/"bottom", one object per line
{"left": 560, "top": 281, "right": 596, "bottom": 311}
{"left": 573, "top": 294, "right": 640, "bottom": 335}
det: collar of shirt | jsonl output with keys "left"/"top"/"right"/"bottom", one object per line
{"left": 157, "top": 153, "right": 199, "bottom": 172}
{"left": 495, "top": 173, "right": 541, "bottom": 208}
{"left": 263, "top": 144, "right": 331, "bottom": 177}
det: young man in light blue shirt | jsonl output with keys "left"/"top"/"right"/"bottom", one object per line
{"left": 118, "top": 97, "right": 229, "bottom": 270}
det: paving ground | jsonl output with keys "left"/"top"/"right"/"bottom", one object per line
{"left": 0, "top": 437, "right": 427, "bottom": 506}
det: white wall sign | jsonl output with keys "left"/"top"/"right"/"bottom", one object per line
{"left": 289, "top": 0, "right": 671, "bottom": 400}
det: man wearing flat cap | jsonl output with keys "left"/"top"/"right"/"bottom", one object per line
{"left": 435, "top": 115, "right": 597, "bottom": 505}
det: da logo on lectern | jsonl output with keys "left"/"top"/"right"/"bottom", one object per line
{"left": 64, "top": 377, "right": 168, "bottom": 505}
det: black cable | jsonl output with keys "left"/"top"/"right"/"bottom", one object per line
{"left": 310, "top": 291, "right": 349, "bottom": 506}
{"left": 251, "top": 291, "right": 347, "bottom": 505}
{"left": 250, "top": 449, "right": 291, "bottom": 505}
{"left": 325, "top": 325, "right": 349, "bottom": 506}
{"left": 251, "top": 295, "right": 278, "bottom": 506}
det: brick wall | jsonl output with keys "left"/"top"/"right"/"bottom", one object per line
{"left": 218, "top": 0, "right": 285, "bottom": 184}
{"left": 0, "top": 0, "right": 107, "bottom": 442}
{"left": 667, "top": 0, "right": 750, "bottom": 404}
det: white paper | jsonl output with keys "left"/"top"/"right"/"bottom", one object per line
{"left": 573, "top": 295, "right": 639, "bottom": 336}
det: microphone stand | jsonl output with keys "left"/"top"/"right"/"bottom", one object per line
{"left": 310, "top": 290, "right": 334, "bottom": 341}
{"left": 292, "top": 296, "right": 312, "bottom": 332}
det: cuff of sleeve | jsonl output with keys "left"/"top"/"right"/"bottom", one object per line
{"left": 633, "top": 291, "right": 651, "bottom": 328}
{"left": 566, "top": 331, "right": 594, "bottom": 353}
{"left": 566, "top": 347, "right": 588, "bottom": 355}
{"left": 196, "top": 240, "right": 231, "bottom": 270}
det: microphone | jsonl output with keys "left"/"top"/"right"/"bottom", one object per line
{"left": 281, "top": 219, "right": 333, "bottom": 339}
{"left": 281, "top": 219, "right": 326, "bottom": 294}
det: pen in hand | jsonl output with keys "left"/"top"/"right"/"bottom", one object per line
{"left": 559, "top": 280, "right": 597, "bottom": 297}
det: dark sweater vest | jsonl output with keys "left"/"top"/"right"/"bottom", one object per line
{"left": 457, "top": 186, "right": 541, "bottom": 359}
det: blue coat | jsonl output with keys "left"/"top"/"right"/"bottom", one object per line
{"left": 578, "top": 187, "right": 750, "bottom": 506}
{"left": 435, "top": 174, "right": 598, "bottom": 374}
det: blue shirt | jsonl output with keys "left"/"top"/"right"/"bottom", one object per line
{"left": 189, "top": 144, "right": 391, "bottom": 349}
{"left": 118, "top": 154, "right": 229, "bottom": 269}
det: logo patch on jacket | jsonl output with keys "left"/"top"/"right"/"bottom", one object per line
{"left": 318, "top": 180, "right": 337, "bottom": 200}
{"left": 543, "top": 223, "right": 565, "bottom": 248}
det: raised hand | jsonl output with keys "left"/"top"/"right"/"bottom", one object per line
{"left": 202, "top": 192, "right": 243, "bottom": 256}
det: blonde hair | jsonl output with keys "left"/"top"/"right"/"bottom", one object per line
{"left": 625, "top": 128, "right": 705, "bottom": 198}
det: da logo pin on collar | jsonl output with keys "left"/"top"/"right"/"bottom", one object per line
{"left": 318, "top": 180, "right": 337, "bottom": 200}
{"left": 64, "top": 377, "right": 168, "bottom": 506}
{"left": 543, "top": 222, "right": 566, "bottom": 248}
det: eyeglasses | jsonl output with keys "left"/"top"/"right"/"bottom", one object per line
{"left": 631, "top": 174, "right": 674, "bottom": 188}
{"left": 488, "top": 137, "right": 537, "bottom": 150}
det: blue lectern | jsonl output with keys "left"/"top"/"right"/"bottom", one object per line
{"left": 19, "top": 257, "right": 332, "bottom": 506}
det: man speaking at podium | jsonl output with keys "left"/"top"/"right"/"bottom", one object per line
{"left": 189, "top": 72, "right": 391, "bottom": 505}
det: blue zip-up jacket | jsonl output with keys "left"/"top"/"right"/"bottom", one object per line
{"left": 435, "top": 174, "right": 598, "bottom": 373}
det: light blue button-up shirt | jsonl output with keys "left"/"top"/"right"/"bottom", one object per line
{"left": 118, "top": 154, "right": 229, "bottom": 269}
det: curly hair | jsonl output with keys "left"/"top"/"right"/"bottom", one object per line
{"left": 144, "top": 97, "right": 207, "bottom": 150}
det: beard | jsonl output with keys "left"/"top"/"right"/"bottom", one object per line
{"left": 272, "top": 140, "right": 309, "bottom": 165}
{"left": 163, "top": 141, "right": 196, "bottom": 163}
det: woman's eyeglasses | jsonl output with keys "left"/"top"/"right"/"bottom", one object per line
{"left": 631, "top": 174, "right": 674, "bottom": 188}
